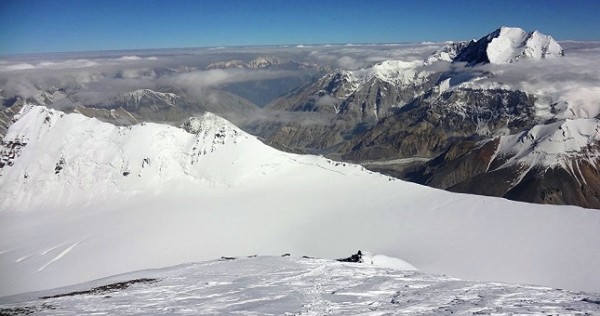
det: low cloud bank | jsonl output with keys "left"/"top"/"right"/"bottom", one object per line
{"left": 1, "top": 42, "right": 599, "bottom": 121}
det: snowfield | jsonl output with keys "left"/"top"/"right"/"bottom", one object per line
{"left": 1, "top": 256, "right": 599, "bottom": 315}
{"left": 1, "top": 106, "right": 600, "bottom": 297}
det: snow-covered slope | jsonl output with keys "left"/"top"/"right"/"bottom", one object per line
{"left": 2, "top": 256, "right": 599, "bottom": 315}
{"left": 1, "top": 106, "right": 600, "bottom": 297}
{"left": 496, "top": 118, "right": 600, "bottom": 170}
{"left": 302, "top": 59, "right": 431, "bottom": 101}
{"left": 454, "top": 26, "right": 564, "bottom": 65}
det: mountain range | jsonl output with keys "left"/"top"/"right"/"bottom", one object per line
{"left": 2, "top": 27, "right": 596, "bottom": 209}
{"left": 247, "top": 26, "right": 599, "bottom": 208}
{"left": 1, "top": 26, "right": 600, "bottom": 305}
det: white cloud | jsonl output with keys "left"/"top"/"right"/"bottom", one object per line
{"left": 117, "top": 55, "right": 158, "bottom": 61}
{"left": 1, "top": 42, "right": 598, "bottom": 121}
{"left": 452, "top": 46, "right": 600, "bottom": 119}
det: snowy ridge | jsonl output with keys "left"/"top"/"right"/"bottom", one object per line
{"left": 496, "top": 118, "right": 600, "bottom": 169}
{"left": 2, "top": 256, "right": 599, "bottom": 315}
{"left": 207, "top": 56, "right": 281, "bottom": 69}
{"left": 426, "top": 41, "right": 472, "bottom": 64}
{"left": 116, "top": 89, "right": 179, "bottom": 108}
{"left": 247, "top": 56, "right": 281, "bottom": 69}
{"left": 354, "top": 60, "right": 430, "bottom": 86}
{"left": 0, "top": 105, "right": 253, "bottom": 209}
{"left": 321, "top": 60, "right": 430, "bottom": 98}
{"left": 1, "top": 106, "right": 600, "bottom": 297}
{"left": 0, "top": 105, "right": 376, "bottom": 210}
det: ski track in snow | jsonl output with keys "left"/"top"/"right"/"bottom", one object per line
{"left": 41, "top": 244, "right": 65, "bottom": 256}
{"left": 37, "top": 242, "right": 81, "bottom": 272}
{"left": 15, "top": 255, "right": 32, "bottom": 263}
{"left": 1, "top": 257, "right": 599, "bottom": 315}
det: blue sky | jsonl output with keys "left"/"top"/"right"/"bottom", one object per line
{"left": 1, "top": 0, "right": 599, "bottom": 55}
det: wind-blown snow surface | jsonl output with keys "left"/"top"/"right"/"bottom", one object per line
{"left": 2, "top": 257, "right": 600, "bottom": 315}
{"left": 1, "top": 106, "right": 600, "bottom": 296}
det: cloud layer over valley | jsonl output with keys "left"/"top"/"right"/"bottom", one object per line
{"left": 1, "top": 40, "right": 600, "bottom": 125}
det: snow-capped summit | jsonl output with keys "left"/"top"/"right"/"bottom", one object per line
{"left": 353, "top": 60, "right": 429, "bottom": 86}
{"left": 313, "top": 60, "right": 431, "bottom": 100}
{"left": 246, "top": 56, "right": 281, "bottom": 69}
{"left": 453, "top": 26, "right": 564, "bottom": 65}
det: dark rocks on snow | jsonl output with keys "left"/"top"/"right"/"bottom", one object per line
{"left": 54, "top": 158, "right": 65, "bottom": 175}
{"left": 337, "top": 250, "right": 363, "bottom": 263}
{"left": 39, "top": 278, "right": 158, "bottom": 299}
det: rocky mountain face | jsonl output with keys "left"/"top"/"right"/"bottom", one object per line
{"left": 426, "top": 41, "right": 473, "bottom": 64}
{"left": 247, "top": 61, "right": 443, "bottom": 151}
{"left": 248, "top": 27, "right": 600, "bottom": 209}
{"left": 342, "top": 88, "right": 537, "bottom": 160}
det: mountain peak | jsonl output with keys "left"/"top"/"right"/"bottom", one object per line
{"left": 453, "top": 27, "right": 564, "bottom": 65}
{"left": 115, "top": 89, "right": 180, "bottom": 110}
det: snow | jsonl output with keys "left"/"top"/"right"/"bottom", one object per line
{"left": 486, "top": 27, "right": 564, "bottom": 64}
{"left": 352, "top": 60, "right": 429, "bottom": 86}
{"left": 119, "top": 89, "right": 179, "bottom": 108}
{"left": 496, "top": 118, "right": 600, "bottom": 169}
{"left": 425, "top": 41, "right": 471, "bottom": 64}
{"left": 1, "top": 256, "right": 599, "bottom": 315}
{"left": 1, "top": 106, "right": 600, "bottom": 297}
{"left": 360, "top": 252, "right": 417, "bottom": 270}
{"left": 487, "top": 27, "right": 530, "bottom": 64}
{"left": 326, "top": 59, "right": 431, "bottom": 97}
{"left": 437, "top": 78, "right": 451, "bottom": 96}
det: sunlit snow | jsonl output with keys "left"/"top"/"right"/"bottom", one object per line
{"left": 1, "top": 106, "right": 600, "bottom": 297}
{"left": 1, "top": 257, "right": 599, "bottom": 315}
